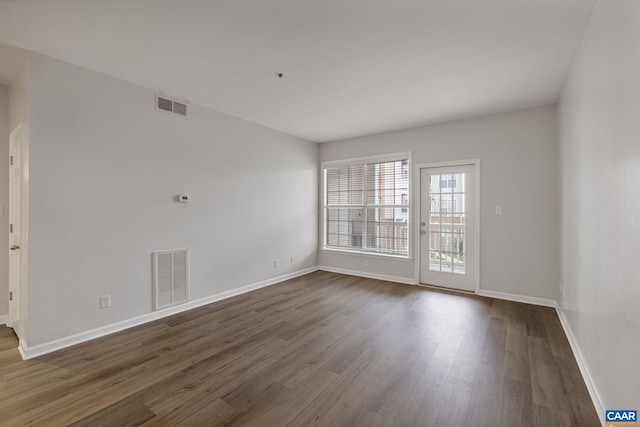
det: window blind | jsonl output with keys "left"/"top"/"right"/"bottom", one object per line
{"left": 323, "top": 156, "right": 410, "bottom": 257}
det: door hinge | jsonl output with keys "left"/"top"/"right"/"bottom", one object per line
{"left": 9, "top": 291, "right": 12, "bottom": 301}
{"left": 9, "top": 224, "right": 13, "bottom": 233}
{"left": 10, "top": 155, "right": 13, "bottom": 166}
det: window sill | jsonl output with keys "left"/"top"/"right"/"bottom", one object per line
{"left": 320, "top": 248, "right": 413, "bottom": 262}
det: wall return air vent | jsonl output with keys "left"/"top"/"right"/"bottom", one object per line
{"left": 152, "top": 248, "right": 189, "bottom": 311}
{"left": 156, "top": 94, "right": 188, "bottom": 116}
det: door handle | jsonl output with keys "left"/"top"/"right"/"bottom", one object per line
{"left": 10, "top": 245, "right": 20, "bottom": 250}
{"left": 421, "top": 230, "right": 426, "bottom": 235}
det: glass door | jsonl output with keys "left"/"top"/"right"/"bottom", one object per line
{"left": 420, "top": 164, "right": 476, "bottom": 292}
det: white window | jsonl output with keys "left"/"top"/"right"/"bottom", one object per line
{"left": 322, "top": 152, "right": 410, "bottom": 257}
{"left": 439, "top": 174, "right": 457, "bottom": 189}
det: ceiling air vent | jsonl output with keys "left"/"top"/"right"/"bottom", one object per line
{"left": 156, "top": 94, "right": 188, "bottom": 116}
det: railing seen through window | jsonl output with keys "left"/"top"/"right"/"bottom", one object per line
{"left": 324, "top": 157, "right": 409, "bottom": 257}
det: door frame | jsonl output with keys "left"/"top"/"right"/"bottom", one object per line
{"left": 8, "top": 122, "right": 28, "bottom": 344}
{"left": 413, "top": 159, "right": 480, "bottom": 292}
{"left": 8, "top": 123, "right": 22, "bottom": 329}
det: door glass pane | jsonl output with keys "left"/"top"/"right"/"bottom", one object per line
{"left": 429, "top": 172, "right": 466, "bottom": 275}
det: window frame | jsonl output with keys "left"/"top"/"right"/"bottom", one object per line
{"left": 321, "top": 151, "right": 412, "bottom": 260}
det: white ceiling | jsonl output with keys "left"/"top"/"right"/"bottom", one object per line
{"left": 0, "top": 0, "right": 595, "bottom": 142}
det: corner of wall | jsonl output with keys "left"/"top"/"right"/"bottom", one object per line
{"left": 555, "top": 304, "right": 606, "bottom": 422}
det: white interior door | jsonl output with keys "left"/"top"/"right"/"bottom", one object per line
{"left": 420, "top": 164, "right": 476, "bottom": 292}
{"left": 8, "top": 124, "right": 23, "bottom": 330}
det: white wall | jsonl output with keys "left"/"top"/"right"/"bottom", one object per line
{"left": 320, "top": 106, "right": 558, "bottom": 300}
{"left": 9, "top": 56, "right": 28, "bottom": 131}
{"left": 26, "top": 53, "right": 318, "bottom": 347}
{"left": 559, "top": 0, "right": 640, "bottom": 411}
{"left": 0, "top": 85, "right": 9, "bottom": 317}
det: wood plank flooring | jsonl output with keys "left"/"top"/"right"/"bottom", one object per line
{"left": 0, "top": 271, "right": 600, "bottom": 426}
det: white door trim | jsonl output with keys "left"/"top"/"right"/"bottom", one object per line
{"left": 413, "top": 159, "right": 480, "bottom": 292}
{"left": 8, "top": 122, "right": 29, "bottom": 343}
{"left": 8, "top": 123, "right": 23, "bottom": 330}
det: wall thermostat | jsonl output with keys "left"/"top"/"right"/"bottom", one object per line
{"left": 178, "top": 194, "right": 192, "bottom": 203}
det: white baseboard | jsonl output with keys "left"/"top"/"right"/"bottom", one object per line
{"left": 20, "top": 266, "right": 319, "bottom": 360}
{"left": 556, "top": 305, "right": 606, "bottom": 426}
{"left": 477, "top": 289, "right": 557, "bottom": 308}
{"left": 0, "top": 315, "right": 7, "bottom": 326}
{"left": 446, "top": 287, "right": 604, "bottom": 424}
{"left": 317, "top": 265, "right": 415, "bottom": 285}
{"left": 18, "top": 340, "right": 27, "bottom": 359}
{"left": 317, "top": 267, "right": 559, "bottom": 308}
{"left": 12, "top": 263, "right": 605, "bottom": 427}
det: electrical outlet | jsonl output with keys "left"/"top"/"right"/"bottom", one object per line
{"left": 290, "top": 256, "right": 294, "bottom": 264}
{"left": 274, "top": 259, "right": 279, "bottom": 267}
{"left": 495, "top": 205, "right": 503, "bottom": 215}
{"left": 100, "top": 294, "right": 111, "bottom": 309}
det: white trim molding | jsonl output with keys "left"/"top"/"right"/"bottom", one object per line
{"left": 0, "top": 315, "right": 8, "bottom": 326}
{"left": 476, "top": 289, "right": 557, "bottom": 308}
{"left": 321, "top": 151, "right": 412, "bottom": 170}
{"left": 555, "top": 306, "right": 606, "bottom": 426}
{"left": 18, "top": 340, "right": 27, "bottom": 359}
{"left": 12, "top": 262, "right": 604, "bottom": 427}
{"left": 19, "top": 266, "right": 318, "bottom": 360}
{"left": 318, "top": 265, "right": 415, "bottom": 285}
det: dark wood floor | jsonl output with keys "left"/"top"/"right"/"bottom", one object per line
{"left": 0, "top": 271, "right": 599, "bottom": 426}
